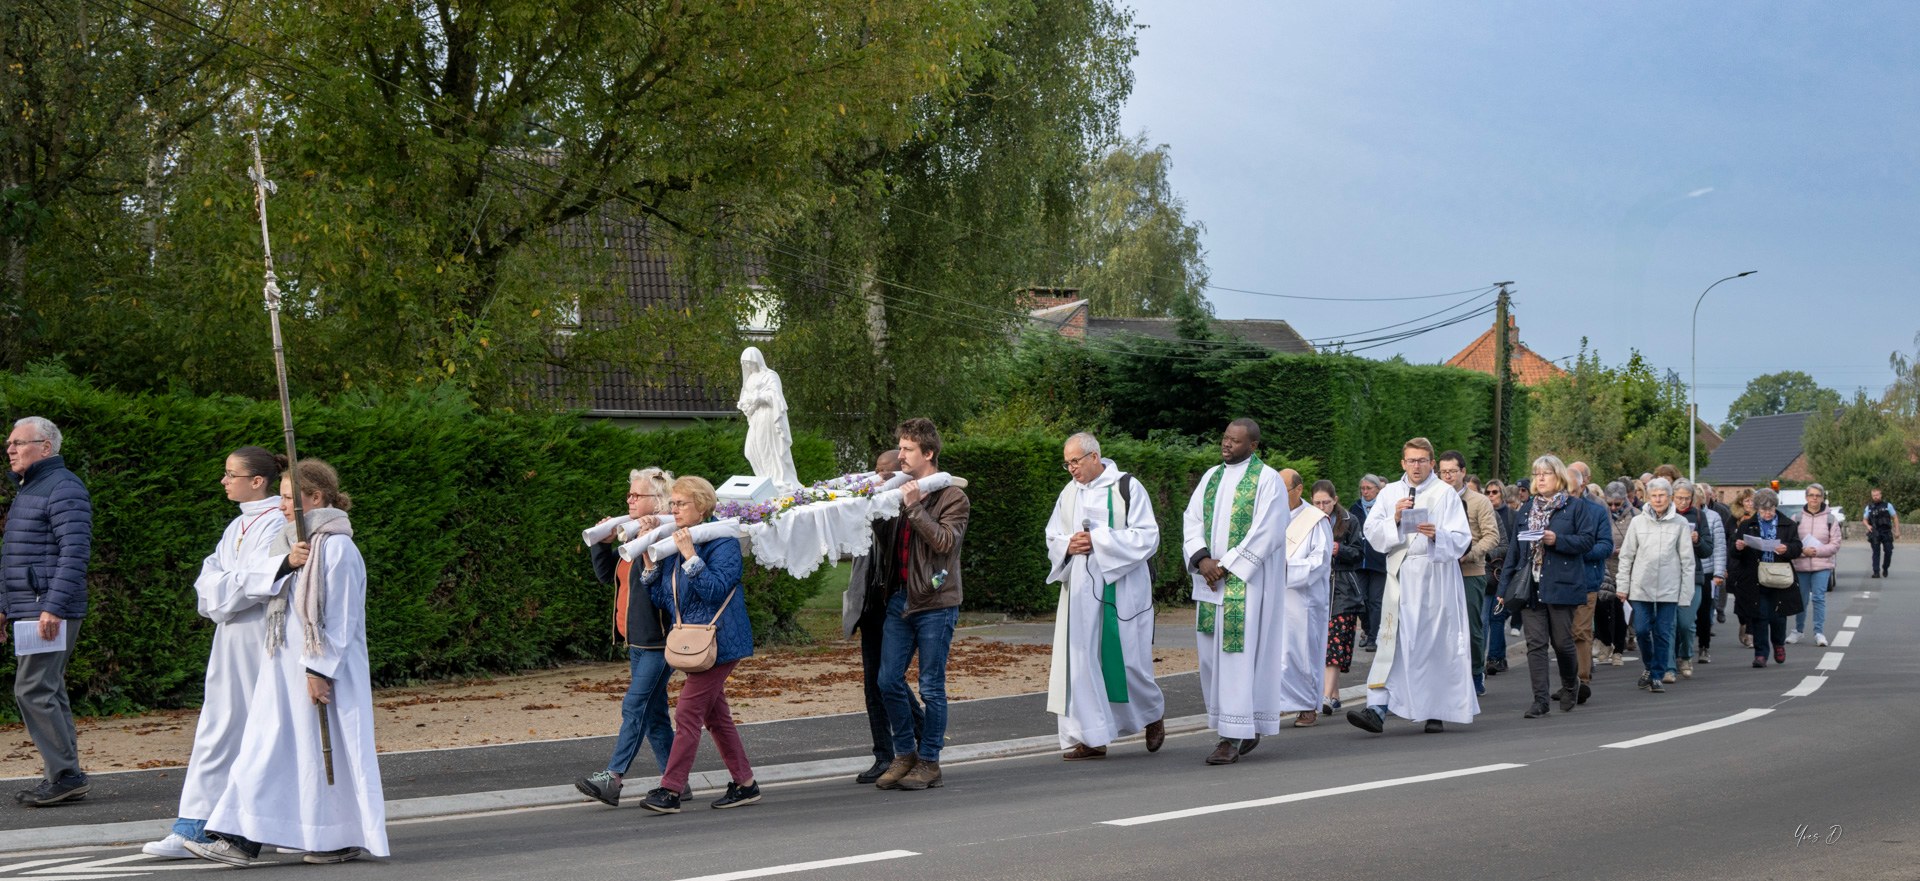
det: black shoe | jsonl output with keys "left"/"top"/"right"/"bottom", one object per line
{"left": 1362, "top": 642, "right": 1377, "bottom": 653}
{"left": 1237, "top": 734, "right": 1261, "bottom": 756}
{"left": 855, "top": 758, "right": 891, "bottom": 785}
{"left": 1559, "top": 686, "right": 1577, "bottom": 713}
{"left": 1346, "top": 707, "right": 1385, "bottom": 734}
{"left": 15, "top": 772, "right": 88, "bottom": 807}
{"left": 1577, "top": 682, "right": 1592, "bottom": 705}
{"left": 1423, "top": 720, "right": 1444, "bottom": 734}
{"left": 1637, "top": 672, "right": 1652, "bottom": 690}
{"left": 711, "top": 780, "right": 761, "bottom": 809}
{"left": 1484, "top": 662, "right": 1499, "bottom": 677}
{"left": 1717, "top": 609, "right": 1727, "bottom": 623}
{"left": 1524, "top": 701, "right": 1550, "bottom": 719}
{"left": 1649, "top": 680, "right": 1666, "bottom": 694}
{"left": 639, "top": 787, "right": 682, "bottom": 814}
{"left": 1493, "top": 658, "right": 1509, "bottom": 673}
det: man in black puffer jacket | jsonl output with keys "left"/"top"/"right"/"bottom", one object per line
{"left": 3, "top": 416, "right": 93, "bottom": 807}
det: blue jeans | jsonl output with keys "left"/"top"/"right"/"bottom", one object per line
{"left": 1674, "top": 586, "right": 1703, "bottom": 661}
{"left": 1630, "top": 600, "right": 1677, "bottom": 681}
{"left": 879, "top": 591, "right": 959, "bottom": 762}
{"left": 1794, "top": 569, "right": 1830, "bottom": 635}
{"left": 607, "top": 647, "right": 675, "bottom": 776}
{"left": 1483, "top": 593, "right": 1510, "bottom": 663}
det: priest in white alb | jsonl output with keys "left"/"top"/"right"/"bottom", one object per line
{"left": 1045, "top": 433, "right": 1167, "bottom": 760}
{"left": 1276, "top": 468, "right": 1332, "bottom": 727}
{"left": 1349, "top": 437, "right": 1480, "bottom": 735}
{"left": 1183, "top": 418, "right": 1291, "bottom": 765}
{"left": 187, "top": 460, "right": 387, "bottom": 868}
{"left": 145, "top": 448, "right": 290, "bottom": 859}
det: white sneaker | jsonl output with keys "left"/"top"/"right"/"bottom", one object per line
{"left": 1786, "top": 631, "right": 1802, "bottom": 645}
{"left": 142, "top": 834, "right": 195, "bottom": 860}
{"left": 1815, "top": 632, "right": 1829, "bottom": 647}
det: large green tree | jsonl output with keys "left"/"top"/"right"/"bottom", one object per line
{"left": 1064, "top": 135, "right": 1209, "bottom": 318}
{"left": 1722, "top": 370, "right": 1841, "bottom": 434}
{"left": 1529, "top": 343, "right": 1693, "bottom": 480}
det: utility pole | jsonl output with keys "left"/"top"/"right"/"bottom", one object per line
{"left": 1491, "top": 282, "right": 1514, "bottom": 480}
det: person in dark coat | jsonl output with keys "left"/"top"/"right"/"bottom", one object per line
{"left": 1313, "top": 481, "right": 1365, "bottom": 715}
{"left": 1500, "top": 456, "right": 1607, "bottom": 718}
{"left": 1729, "top": 488, "right": 1804, "bottom": 667}
{"left": 3, "top": 416, "right": 93, "bottom": 807}
{"left": 1351, "top": 474, "right": 1389, "bottom": 650}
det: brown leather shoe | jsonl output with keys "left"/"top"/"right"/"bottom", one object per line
{"left": 1143, "top": 718, "right": 1166, "bottom": 753}
{"left": 1062, "top": 744, "right": 1108, "bottom": 761}
{"left": 1204, "top": 738, "right": 1239, "bottom": 765}
{"left": 874, "top": 755, "right": 918, "bottom": 790}
{"left": 896, "top": 760, "right": 942, "bottom": 791}
{"left": 1293, "top": 711, "right": 1318, "bottom": 727}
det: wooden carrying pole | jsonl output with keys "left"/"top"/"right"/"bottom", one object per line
{"left": 248, "top": 130, "right": 334, "bottom": 786}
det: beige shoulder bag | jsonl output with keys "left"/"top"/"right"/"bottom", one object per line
{"left": 664, "top": 566, "right": 739, "bottom": 672}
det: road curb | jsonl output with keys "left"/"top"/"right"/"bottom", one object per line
{"left": 0, "top": 685, "right": 1371, "bottom": 855}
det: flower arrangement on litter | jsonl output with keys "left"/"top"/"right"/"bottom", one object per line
{"left": 713, "top": 472, "right": 888, "bottom": 525}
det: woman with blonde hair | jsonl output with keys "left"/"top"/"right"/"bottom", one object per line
{"left": 639, "top": 476, "right": 760, "bottom": 814}
{"left": 1499, "top": 455, "right": 1605, "bottom": 718}
{"left": 575, "top": 467, "right": 679, "bottom": 808}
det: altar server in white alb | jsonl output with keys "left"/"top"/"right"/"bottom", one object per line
{"left": 187, "top": 459, "right": 386, "bottom": 867}
{"left": 143, "top": 448, "right": 291, "bottom": 859}
{"left": 1183, "top": 418, "right": 1291, "bottom": 765}
{"left": 1275, "top": 468, "right": 1332, "bottom": 727}
{"left": 1045, "top": 433, "right": 1167, "bottom": 760}
{"left": 1349, "top": 437, "right": 1480, "bottom": 735}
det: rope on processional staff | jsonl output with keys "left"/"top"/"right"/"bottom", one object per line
{"left": 246, "top": 117, "right": 335, "bottom": 786}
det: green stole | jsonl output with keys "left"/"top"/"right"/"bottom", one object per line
{"left": 1096, "top": 486, "right": 1128, "bottom": 703}
{"left": 1196, "top": 456, "right": 1264, "bottom": 653}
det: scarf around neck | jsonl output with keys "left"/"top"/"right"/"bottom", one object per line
{"left": 266, "top": 507, "right": 354, "bottom": 658}
{"left": 1527, "top": 492, "right": 1570, "bottom": 582}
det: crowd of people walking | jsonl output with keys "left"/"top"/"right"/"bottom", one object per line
{"left": 0, "top": 411, "right": 1887, "bottom": 868}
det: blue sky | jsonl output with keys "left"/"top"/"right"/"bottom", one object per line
{"left": 1118, "top": 1, "right": 1919, "bottom": 427}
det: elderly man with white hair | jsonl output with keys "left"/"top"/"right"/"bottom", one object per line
{"left": 1045, "top": 432, "right": 1166, "bottom": 760}
{"left": 1617, "top": 476, "right": 1696, "bottom": 693}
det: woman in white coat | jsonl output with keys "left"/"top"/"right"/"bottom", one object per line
{"left": 1617, "top": 477, "right": 1696, "bottom": 695}
{"left": 188, "top": 459, "right": 386, "bottom": 867}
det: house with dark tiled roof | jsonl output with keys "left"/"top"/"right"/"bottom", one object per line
{"left": 528, "top": 211, "right": 763, "bottom": 427}
{"left": 1698, "top": 410, "right": 1816, "bottom": 501}
{"left": 1023, "top": 290, "right": 1314, "bottom": 354}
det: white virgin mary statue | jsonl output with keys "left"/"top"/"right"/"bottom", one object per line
{"left": 739, "top": 346, "right": 801, "bottom": 491}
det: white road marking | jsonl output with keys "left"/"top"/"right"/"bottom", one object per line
{"left": 1844, "top": 615, "right": 1863, "bottom": 628}
{"left": 1101, "top": 764, "right": 1525, "bottom": 826}
{"left": 35, "top": 855, "right": 206, "bottom": 873}
{"left": 0, "top": 861, "right": 83, "bottom": 875}
{"left": 671, "top": 850, "right": 919, "bottom": 881}
{"left": 1833, "top": 630, "right": 1855, "bottom": 647}
{"left": 1785, "top": 676, "right": 1827, "bottom": 697}
{"left": 1858, "top": 592, "right": 1871, "bottom": 599}
{"left": 1600, "top": 709, "right": 1774, "bottom": 749}
{"left": 19, "top": 874, "right": 150, "bottom": 880}
{"left": 1818, "top": 652, "right": 1844, "bottom": 671}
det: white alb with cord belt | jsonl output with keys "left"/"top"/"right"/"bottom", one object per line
{"left": 1361, "top": 473, "right": 1480, "bottom": 725}
{"left": 154, "top": 497, "right": 288, "bottom": 854}
{"left": 204, "top": 507, "right": 389, "bottom": 857}
{"left": 1276, "top": 499, "right": 1332, "bottom": 714}
{"left": 1044, "top": 458, "right": 1165, "bottom": 750}
{"left": 1181, "top": 456, "right": 1292, "bottom": 741}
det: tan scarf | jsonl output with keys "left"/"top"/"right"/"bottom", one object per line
{"left": 266, "top": 508, "right": 354, "bottom": 658}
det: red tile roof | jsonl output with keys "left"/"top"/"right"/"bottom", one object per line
{"left": 1445, "top": 317, "right": 1567, "bottom": 386}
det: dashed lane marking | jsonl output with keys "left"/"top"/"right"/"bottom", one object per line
{"left": 672, "top": 850, "right": 920, "bottom": 881}
{"left": 1600, "top": 709, "right": 1774, "bottom": 749}
{"left": 1101, "top": 764, "right": 1526, "bottom": 826}
{"left": 1784, "top": 676, "right": 1827, "bottom": 697}
{"left": 1844, "top": 615, "right": 1863, "bottom": 629}
{"left": 1817, "top": 652, "right": 1844, "bottom": 671}
{"left": 1833, "top": 630, "right": 1855, "bottom": 647}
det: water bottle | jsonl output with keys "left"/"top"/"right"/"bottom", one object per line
{"left": 932, "top": 569, "right": 948, "bottom": 589}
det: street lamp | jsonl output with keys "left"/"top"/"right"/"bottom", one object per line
{"left": 1690, "top": 270, "right": 1759, "bottom": 484}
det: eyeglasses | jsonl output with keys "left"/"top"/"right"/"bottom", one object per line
{"left": 222, "top": 470, "right": 260, "bottom": 480}
{"left": 1062, "top": 450, "right": 1096, "bottom": 472}
{"left": 1402, "top": 456, "right": 1432, "bottom": 465}
{"left": 667, "top": 500, "right": 688, "bottom": 511}
{"left": 627, "top": 493, "right": 658, "bottom": 503}
{"left": 5, "top": 438, "right": 49, "bottom": 450}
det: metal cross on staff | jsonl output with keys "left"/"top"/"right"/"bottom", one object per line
{"left": 247, "top": 130, "right": 335, "bottom": 786}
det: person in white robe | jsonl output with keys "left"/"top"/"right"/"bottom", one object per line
{"left": 1350, "top": 438, "right": 1480, "bottom": 734}
{"left": 188, "top": 460, "right": 386, "bottom": 867}
{"left": 1276, "top": 469, "right": 1331, "bottom": 726}
{"left": 1045, "top": 433, "right": 1166, "bottom": 759}
{"left": 145, "top": 448, "right": 290, "bottom": 859}
{"left": 1183, "top": 418, "right": 1291, "bottom": 764}
{"left": 738, "top": 347, "right": 801, "bottom": 491}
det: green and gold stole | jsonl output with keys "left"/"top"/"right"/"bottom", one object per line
{"left": 1196, "top": 456, "right": 1264, "bottom": 653}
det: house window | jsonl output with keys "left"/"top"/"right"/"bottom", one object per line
{"left": 738, "top": 284, "right": 779, "bottom": 340}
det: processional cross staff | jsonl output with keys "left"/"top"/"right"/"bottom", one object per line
{"left": 247, "top": 129, "right": 335, "bottom": 786}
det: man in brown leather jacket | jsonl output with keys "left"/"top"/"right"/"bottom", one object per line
{"left": 871, "top": 418, "right": 972, "bottom": 793}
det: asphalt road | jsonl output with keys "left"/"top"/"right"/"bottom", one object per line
{"left": 7, "top": 545, "right": 1915, "bottom": 880}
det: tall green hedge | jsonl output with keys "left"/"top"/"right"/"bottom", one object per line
{"left": 0, "top": 372, "right": 832, "bottom": 719}
{"left": 944, "top": 433, "right": 1314, "bottom": 613}
{"left": 1223, "top": 353, "right": 1529, "bottom": 489}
